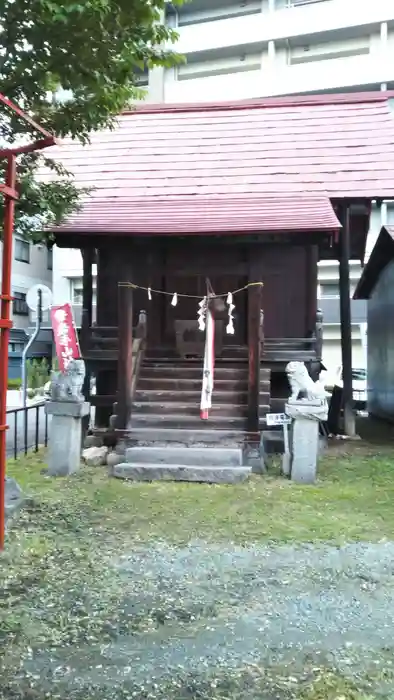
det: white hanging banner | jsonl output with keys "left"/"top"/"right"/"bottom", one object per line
{"left": 200, "top": 306, "right": 215, "bottom": 420}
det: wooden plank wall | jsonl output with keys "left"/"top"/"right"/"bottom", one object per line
{"left": 94, "top": 238, "right": 318, "bottom": 351}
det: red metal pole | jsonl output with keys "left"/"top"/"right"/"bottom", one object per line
{"left": 0, "top": 155, "right": 16, "bottom": 550}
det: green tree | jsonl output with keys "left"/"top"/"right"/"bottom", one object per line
{"left": 0, "top": 0, "right": 182, "bottom": 242}
{"left": 26, "top": 358, "right": 51, "bottom": 389}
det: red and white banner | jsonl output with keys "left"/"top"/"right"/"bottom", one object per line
{"left": 200, "top": 307, "right": 215, "bottom": 420}
{"left": 50, "top": 303, "right": 81, "bottom": 372}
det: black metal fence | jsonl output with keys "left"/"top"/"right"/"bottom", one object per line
{"left": 6, "top": 402, "right": 48, "bottom": 460}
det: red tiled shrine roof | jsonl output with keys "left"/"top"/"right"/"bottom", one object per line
{"left": 59, "top": 195, "right": 340, "bottom": 234}
{"left": 49, "top": 92, "right": 394, "bottom": 236}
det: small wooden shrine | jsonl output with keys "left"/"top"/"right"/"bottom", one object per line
{"left": 49, "top": 92, "right": 394, "bottom": 441}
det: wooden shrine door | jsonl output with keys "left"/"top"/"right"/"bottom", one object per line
{"left": 163, "top": 272, "right": 247, "bottom": 352}
{"left": 162, "top": 239, "right": 248, "bottom": 353}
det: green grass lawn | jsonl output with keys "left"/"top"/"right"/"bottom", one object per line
{"left": 5, "top": 441, "right": 394, "bottom": 547}
{"left": 2, "top": 437, "right": 394, "bottom": 699}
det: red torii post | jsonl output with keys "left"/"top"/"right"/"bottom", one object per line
{"left": 0, "top": 94, "right": 59, "bottom": 549}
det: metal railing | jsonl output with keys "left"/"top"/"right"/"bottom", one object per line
{"left": 6, "top": 401, "right": 48, "bottom": 460}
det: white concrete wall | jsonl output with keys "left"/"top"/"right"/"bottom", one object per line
{"left": 52, "top": 247, "right": 82, "bottom": 304}
{"left": 164, "top": 27, "right": 394, "bottom": 102}
{"left": 322, "top": 324, "right": 366, "bottom": 371}
{"left": 52, "top": 245, "right": 97, "bottom": 306}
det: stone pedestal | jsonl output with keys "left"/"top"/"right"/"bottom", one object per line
{"left": 45, "top": 400, "right": 90, "bottom": 476}
{"left": 285, "top": 399, "right": 328, "bottom": 484}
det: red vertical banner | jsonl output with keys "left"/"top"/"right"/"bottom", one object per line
{"left": 50, "top": 303, "right": 81, "bottom": 372}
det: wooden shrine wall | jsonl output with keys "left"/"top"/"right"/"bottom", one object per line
{"left": 95, "top": 237, "right": 318, "bottom": 346}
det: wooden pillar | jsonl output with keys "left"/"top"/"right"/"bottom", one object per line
{"left": 95, "top": 245, "right": 116, "bottom": 427}
{"left": 116, "top": 283, "right": 133, "bottom": 430}
{"left": 247, "top": 259, "right": 263, "bottom": 435}
{"left": 80, "top": 246, "right": 94, "bottom": 364}
{"left": 80, "top": 247, "right": 94, "bottom": 435}
{"left": 338, "top": 203, "right": 356, "bottom": 436}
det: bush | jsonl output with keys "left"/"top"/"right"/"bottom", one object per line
{"left": 26, "top": 358, "right": 50, "bottom": 390}
{"left": 7, "top": 378, "right": 22, "bottom": 390}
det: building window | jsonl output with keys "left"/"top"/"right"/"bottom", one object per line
{"left": 319, "top": 282, "right": 357, "bottom": 298}
{"left": 70, "top": 278, "right": 97, "bottom": 305}
{"left": 10, "top": 341, "right": 24, "bottom": 353}
{"left": 171, "top": 1, "right": 261, "bottom": 26}
{"left": 134, "top": 68, "right": 149, "bottom": 86}
{"left": 47, "top": 248, "right": 53, "bottom": 270}
{"left": 14, "top": 238, "right": 30, "bottom": 263}
{"left": 288, "top": 36, "right": 370, "bottom": 65}
{"left": 320, "top": 282, "right": 339, "bottom": 298}
{"left": 177, "top": 51, "right": 261, "bottom": 81}
{"left": 13, "top": 292, "right": 29, "bottom": 316}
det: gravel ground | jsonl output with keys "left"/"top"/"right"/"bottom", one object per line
{"left": 16, "top": 540, "right": 394, "bottom": 698}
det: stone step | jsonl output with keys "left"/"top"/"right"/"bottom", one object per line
{"left": 132, "top": 402, "right": 270, "bottom": 417}
{"left": 125, "top": 446, "right": 243, "bottom": 466}
{"left": 112, "top": 463, "right": 252, "bottom": 484}
{"left": 126, "top": 427, "right": 247, "bottom": 445}
{"left": 135, "top": 389, "right": 271, "bottom": 404}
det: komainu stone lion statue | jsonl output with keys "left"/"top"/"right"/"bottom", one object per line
{"left": 50, "top": 359, "right": 85, "bottom": 403}
{"left": 286, "top": 361, "right": 326, "bottom": 402}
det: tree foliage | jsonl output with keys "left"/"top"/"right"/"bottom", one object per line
{"left": 0, "top": 0, "right": 182, "bottom": 242}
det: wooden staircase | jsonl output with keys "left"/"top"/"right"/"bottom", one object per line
{"left": 129, "top": 347, "right": 271, "bottom": 440}
{"left": 110, "top": 347, "right": 271, "bottom": 483}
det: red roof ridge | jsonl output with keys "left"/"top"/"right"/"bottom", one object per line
{"left": 123, "top": 91, "right": 394, "bottom": 116}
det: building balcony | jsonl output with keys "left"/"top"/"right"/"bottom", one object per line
{"left": 164, "top": 51, "right": 394, "bottom": 102}
{"left": 172, "top": 0, "right": 393, "bottom": 55}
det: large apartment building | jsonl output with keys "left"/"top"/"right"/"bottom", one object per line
{"left": 52, "top": 0, "right": 394, "bottom": 371}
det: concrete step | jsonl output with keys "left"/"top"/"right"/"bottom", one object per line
{"left": 132, "top": 402, "right": 270, "bottom": 417}
{"left": 112, "top": 463, "right": 252, "bottom": 484}
{"left": 125, "top": 445, "right": 243, "bottom": 466}
{"left": 135, "top": 389, "right": 271, "bottom": 404}
{"left": 126, "top": 427, "right": 247, "bottom": 446}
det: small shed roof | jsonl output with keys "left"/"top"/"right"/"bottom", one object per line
{"left": 354, "top": 226, "right": 394, "bottom": 300}
{"left": 47, "top": 91, "right": 394, "bottom": 236}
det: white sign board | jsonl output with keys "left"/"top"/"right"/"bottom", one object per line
{"left": 266, "top": 412, "right": 292, "bottom": 427}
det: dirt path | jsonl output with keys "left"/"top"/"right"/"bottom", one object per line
{"left": 17, "top": 541, "right": 394, "bottom": 698}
